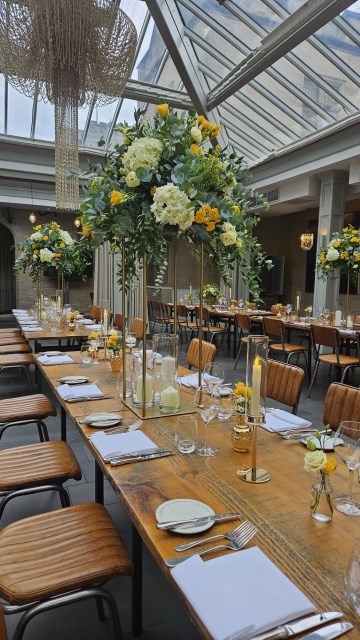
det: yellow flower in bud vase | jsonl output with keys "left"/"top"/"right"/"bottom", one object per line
{"left": 156, "top": 103, "right": 169, "bottom": 118}
{"left": 110, "top": 190, "right": 123, "bottom": 206}
{"left": 323, "top": 457, "right": 337, "bottom": 474}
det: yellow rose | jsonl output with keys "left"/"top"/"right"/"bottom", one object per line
{"left": 323, "top": 457, "right": 337, "bottom": 474}
{"left": 60, "top": 242, "right": 65, "bottom": 248}
{"left": 33, "top": 249, "right": 39, "bottom": 255}
{"left": 350, "top": 237, "right": 359, "bottom": 243}
{"left": 206, "top": 221, "right": 216, "bottom": 232}
{"left": 352, "top": 229, "right": 359, "bottom": 234}
{"left": 333, "top": 241, "right": 340, "bottom": 248}
{"left": 42, "top": 235, "right": 49, "bottom": 241}
{"left": 150, "top": 186, "right": 157, "bottom": 196}
{"left": 156, "top": 103, "right": 169, "bottom": 118}
{"left": 110, "top": 190, "right": 123, "bottom": 206}
{"left": 190, "top": 143, "right": 203, "bottom": 155}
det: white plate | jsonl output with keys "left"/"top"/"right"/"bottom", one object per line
{"left": 301, "top": 435, "right": 344, "bottom": 451}
{"left": 156, "top": 499, "right": 215, "bottom": 534}
{"left": 83, "top": 412, "right": 121, "bottom": 428}
{"left": 58, "top": 376, "right": 89, "bottom": 385}
{"left": 40, "top": 351, "right": 62, "bottom": 356}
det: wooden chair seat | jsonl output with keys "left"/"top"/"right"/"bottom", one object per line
{"left": 318, "top": 353, "right": 359, "bottom": 366}
{"left": 0, "top": 328, "right": 21, "bottom": 335}
{"left": 0, "top": 337, "right": 27, "bottom": 346}
{"left": 0, "top": 503, "right": 132, "bottom": 638}
{"left": 270, "top": 343, "right": 308, "bottom": 353}
{"left": 0, "top": 344, "right": 31, "bottom": 355}
{"left": 0, "top": 353, "right": 33, "bottom": 367}
{"left": 0, "top": 441, "right": 81, "bottom": 491}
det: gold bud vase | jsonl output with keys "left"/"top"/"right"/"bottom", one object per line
{"left": 68, "top": 321, "right": 75, "bottom": 331}
{"left": 110, "top": 353, "right": 123, "bottom": 373}
{"left": 231, "top": 414, "right": 253, "bottom": 453}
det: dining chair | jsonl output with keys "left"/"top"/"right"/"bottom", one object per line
{"left": 0, "top": 353, "right": 35, "bottom": 394}
{"left": 234, "top": 313, "right": 252, "bottom": 369}
{"left": 0, "top": 502, "right": 132, "bottom": 640}
{"left": 161, "top": 302, "right": 176, "bottom": 334}
{"left": 194, "top": 306, "right": 228, "bottom": 349}
{"left": 148, "top": 299, "right": 165, "bottom": 335}
{"left": 323, "top": 382, "right": 360, "bottom": 430}
{"left": 266, "top": 359, "right": 305, "bottom": 414}
{"left": 0, "top": 439, "right": 81, "bottom": 521}
{"left": 176, "top": 304, "right": 197, "bottom": 343}
{"left": 0, "top": 393, "right": 56, "bottom": 442}
{"left": 130, "top": 317, "right": 145, "bottom": 340}
{"left": 113, "top": 313, "right": 125, "bottom": 331}
{"left": 307, "top": 325, "right": 359, "bottom": 397}
{"left": 0, "top": 328, "right": 21, "bottom": 336}
{"left": 0, "top": 343, "right": 32, "bottom": 355}
{"left": 263, "top": 316, "right": 309, "bottom": 378}
{"left": 90, "top": 304, "right": 101, "bottom": 322}
{"left": 186, "top": 338, "right": 216, "bottom": 371}
{"left": 0, "top": 336, "right": 28, "bottom": 346}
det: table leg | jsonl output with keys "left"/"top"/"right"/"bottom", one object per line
{"left": 60, "top": 405, "right": 67, "bottom": 441}
{"left": 131, "top": 523, "right": 143, "bottom": 637}
{"left": 95, "top": 461, "right": 104, "bottom": 504}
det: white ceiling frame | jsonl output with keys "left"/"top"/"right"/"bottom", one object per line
{"left": 208, "top": 0, "right": 356, "bottom": 110}
{"left": 144, "top": 0, "right": 208, "bottom": 116}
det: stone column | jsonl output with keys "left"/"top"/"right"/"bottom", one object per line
{"left": 313, "top": 171, "right": 348, "bottom": 313}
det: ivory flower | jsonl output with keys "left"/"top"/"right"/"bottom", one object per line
{"left": 304, "top": 450, "right": 327, "bottom": 473}
{"left": 125, "top": 172, "right": 140, "bottom": 188}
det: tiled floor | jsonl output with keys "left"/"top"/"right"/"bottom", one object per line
{"left": 0, "top": 315, "right": 358, "bottom": 639}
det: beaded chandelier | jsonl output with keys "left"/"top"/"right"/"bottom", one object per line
{"left": 0, "top": 0, "right": 137, "bottom": 210}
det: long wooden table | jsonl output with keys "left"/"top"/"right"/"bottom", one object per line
{"left": 21, "top": 325, "right": 91, "bottom": 352}
{"left": 34, "top": 352, "right": 360, "bottom": 640}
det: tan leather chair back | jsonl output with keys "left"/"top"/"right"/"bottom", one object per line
{"left": 235, "top": 313, "right": 251, "bottom": 332}
{"left": 90, "top": 305, "right": 101, "bottom": 322}
{"left": 113, "top": 314, "right": 124, "bottom": 331}
{"left": 266, "top": 359, "right": 304, "bottom": 414}
{"left": 131, "top": 317, "right": 144, "bottom": 339}
{"left": 263, "top": 316, "right": 282, "bottom": 339}
{"left": 310, "top": 324, "right": 339, "bottom": 349}
{"left": 186, "top": 338, "right": 216, "bottom": 371}
{"left": 323, "top": 383, "right": 360, "bottom": 431}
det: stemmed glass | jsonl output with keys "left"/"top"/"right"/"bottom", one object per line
{"left": 323, "top": 308, "right": 330, "bottom": 325}
{"left": 203, "top": 362, "right": 224, "bottom": 396}
{"left": 89, "top": 336, "right": 101, "bottom": 365}
{"left": 193, "top": 388, "right": 221, "bottom": 457}
{"left": 125, "top": 331, "right": 137, "bottom": 355}
{"left": 285, "top": 304, "right": 292, "bottom": 321}
{"left": 333, "top": 421, "right": 360, "bottom": 516}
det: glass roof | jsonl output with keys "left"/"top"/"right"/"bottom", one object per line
{"left": 0, "top": 0, "right": 359, "bottom": 165}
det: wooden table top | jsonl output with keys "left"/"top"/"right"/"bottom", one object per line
{"left": 21, "top": 325, "right": 92, "bottom": 342}
{"left": 34, "top": 352, "right": 360, "bottom": 639}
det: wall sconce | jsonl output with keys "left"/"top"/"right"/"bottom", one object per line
{"left": 74, "top": 217, "right": 81, "bottom": 228}
{"left": 29, "top": 212, "right": 36, "bottom": 224}
{"left": 300, "top": 233, "right": 314, "bottom": 251}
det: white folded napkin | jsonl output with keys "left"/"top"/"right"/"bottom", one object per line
{"left": 19, "top": 319, "right": 38, "bottom": 325}
{"left": 341, "top": 328, "right": 356, "bottom": 334}
{"left": 56, "top": 383, "right": 103, "bottom": 400}
{"left": 38, "top": 354, "right": 74, "bottom": 365}
{"left": 171, "top": 547, "right": 315, "bottom": 640}
{"left": 78, "top": 319, "right": 95, "bottom": 325}
{"left": 22, "top": 326, "right": 44, "bottom": 332}
{"left": 262, "top": 409, "right": 311, "bottom": 432}
{"left": 90, "top": 430, "right": 156, "bottom": 460}
{"left": 176, "top": 373, "right": 205, "bottom": 388}
{"left": 88, "top": 324, "right": 102, "bottom": 331}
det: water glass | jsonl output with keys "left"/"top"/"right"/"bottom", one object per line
{"left": 175, "top": 416, "right": 197, "bottom": 453}
{"left": 345, "top": 542, "right": 360, "bottom": 615}
{"left": 217, "top": 388, "right": 234, "bottom": 420}
{"left": 116, "top": 371, "right": 133, "bottom": 399}
{"left": 80, "top": 345, "right": 92, "bottom": 366}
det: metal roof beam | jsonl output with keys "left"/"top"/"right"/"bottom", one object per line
{"left": 144, "top": 0, "right": 208, "bottom": 115}
{"left": 208, "top": 0, "right": 356, "bottom": 109}
{"left": 123, "top": 78, "right": 192, "bottom": 109}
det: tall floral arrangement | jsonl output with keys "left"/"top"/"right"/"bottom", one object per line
{"left": 317, "top": 225, "right": 360, "bottom": 283}
{"left": 80, "top": 103, "right": 272, "bottom": 300}
{"left": 15, "top": 221, "right": 92, "bottom": 285}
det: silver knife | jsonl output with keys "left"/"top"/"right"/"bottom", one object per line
{"left": 66, "top": 395, "right": 114, "bottom": 403}
{"left": 104, "top": 447, "right": 161, "bottom": 462}
{"left": 252, "top": 613, "right": 343, "bottom": 640}
{"left": 297, "top": 622, "right": 353, "bottom": 640}
{"left": 109, "top": 450, "right": 174, "bottom": 466}
{"left": 157, "top": 512, "right": 241, "bottom": 530}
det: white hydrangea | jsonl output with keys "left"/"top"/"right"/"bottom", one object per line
{"left": 190, "top": 127, "right": 202, "bottom": 143}
{"left": 150, "top": 183, "right": 194, "bottom": 231}
{"left": 59, "top": 230, "right": 74, "bottom": 245}
{"left": 125, "top": 171, "right": 140, "bottom": 188}
{"left": 39, "top": 248, "right": 54, "bottom": 263}
{"left": 326, "top": 248, "right": 339, "bottom": 262}
{"left": 122, "top": 137, "right": 163, "bottom": 174}
{"left": 30, "top": 232, "right": 42, "bottom": 241}
{"left": 220, "top": 221, "right": 237, "bottom": 246}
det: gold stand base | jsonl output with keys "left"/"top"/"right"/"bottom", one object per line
{"left": 122, "top": 397, "right": 195, "bottom": 420}
{"left": 237, "top": 467, "right": 271, "bottom": 483}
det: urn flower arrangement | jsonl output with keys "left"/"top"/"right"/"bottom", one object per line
{"left": 202, "top": 283, "right": 222, "bottom": 305}
{"left": 106, "top": 331, "right": 123, "bottom": 355}
{"left": 304, "top": 426, "right": 337, "bottom": 522}
{"left": 79, "top": 102, "right": 272, "bottom": 300}
{"left": 14, "top": 221, "right": 91, "bottom": 285}
{"left": 317, "top": 225, "right": 360, "bottom": 282}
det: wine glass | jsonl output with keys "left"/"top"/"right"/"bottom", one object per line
{"left": 89, "top": 336, "right": 101, "bottom": 365}
{"left": 285, "top": 304, "right": 292, "bottom": 321}
{"left": 203, "top": 362, "right": 224, "bottom": 396}
{"left": 333, "top": 421, "right": 360, "bottom": 516}
{"left": 323, "top": 308, "right": 330, "bottom": 325}
{"left": 193, "top": 388, "right": 221, "bottom": 457}
{"left": 125, "top": 331, "right": 137, "bottom": 354}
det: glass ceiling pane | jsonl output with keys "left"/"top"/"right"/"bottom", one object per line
{"left": 0, "top": 76, "right": 4, "bottom": 134}
{"left": 35, "top": 100, "right": 54, "bottom": 141}
{"left": 84, "top": 101, "right": 118, "bottom": 148}
{"left": 7, "top": 85, "right": 32, "bottom": 137}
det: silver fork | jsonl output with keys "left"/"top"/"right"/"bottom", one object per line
{"left": 166, "top": 524, "right": 258, "bottom": 567}
{"left": 104, "top": 419, "right": 142, "bottom": 435}
{"left": 175, "top": 521, "right": 251, "bottom": 552}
